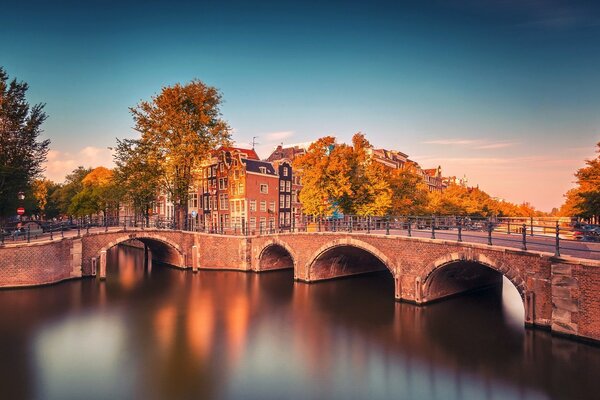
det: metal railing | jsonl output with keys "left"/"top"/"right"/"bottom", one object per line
{"left": 2, "top": 215, "right": 599, "bottom": 260}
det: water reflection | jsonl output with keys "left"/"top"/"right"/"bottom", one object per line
{"left": 0, "top": 245, "right": 598, "bottom": 399}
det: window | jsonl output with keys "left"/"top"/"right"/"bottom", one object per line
{"left": 219, "top": 194, "right": 229, "bottom": 210}
{"left": 260, "top": 201, "right": 267, "bottom": 212}
{"left": 219, "top": 178, "right": 227, "bottom": 190}
{"left": 286, "top": 195, "right": 290, "bottom": 209}
{"left": 286, "top": 181, "right": 291, "bottom": 191}
{"left": 292, "top": 190, "right": 297, "bottom": 203}
{"left": 259, "top": 166, "right": 267, "bottom": 174}
{"left": 280, "top": 180, "right": 285, "bottom": 191}
{"left": 234, "top": 170, "right": 240, "bottom": 180}
{"left": 219, "top": 163, "right": 224, "bottom": 172}
{"left": 260, "top": 184, "right": 268, "bottom": 194}
{"left": 250, "top": 200, "right": 256, "bottom": 212}
{"left": 283, "top": 167, "right": 288, "bottom": 177}
{"left": 238, "top": 182, "right": 244, "bottom": 194}
{"left": 260, "top": 217, "right": 266, "bottom": 229}
{"left": 280, "top": 194, "right": 285, "bottom": 208}
{"left": 188, "top": 193, "right": 198, "bottom": 208}
{"left": 250, "top": 217, "right": 256, "bottom": 229}
{"left": 269, "top": 201, "right": 275, "bottom": 212}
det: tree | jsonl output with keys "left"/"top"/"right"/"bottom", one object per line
{"left": 130, "top": 80, "right": 231, "bottom": 228}
{"left": 51, "top": 166, "right": 93, "bottom": 217}
{"left": 557, "top": 143, "right": 600, "bottom": 220}
{"left": 293, "top": 136, "right": 353, "bottom": 216}
{"left": 68, "top": 167, "right": 121, "bottom": 218}
{"left": 113, "top": 138, "right": 162, "bottom": 222}
{"left": 389, "top": 166, "right": 429, "bottom": 215}
{"left": 0, "top": 67, "right": 50, "bottom": 219}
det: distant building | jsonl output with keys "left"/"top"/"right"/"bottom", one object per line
{"left": 266, "top": 144, "right": 306, "bottom": 162}
{"left": 368, "top": 148, "right": 446, "bottom": 192}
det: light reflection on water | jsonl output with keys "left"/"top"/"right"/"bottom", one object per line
{"left": 0, "top": 245, "right": 598, "bottom": 400}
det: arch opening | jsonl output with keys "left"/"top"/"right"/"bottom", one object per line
{"left": 259, "top": 244, "right": 294, "bottom": 271}
{"left": 98, "top": 235, "right": 184, "bottom": 270}
{"left": 422, "top": 261, "right": 525, "bottom": 327}
{"left": 309, "top": 245, "right": 392, "bottom": 282}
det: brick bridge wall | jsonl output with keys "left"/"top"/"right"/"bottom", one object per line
{"left": 250, "top": 232, "right": 600, "bottom": 342}
{"left": 1, "top": 230, "right": 600, "bottom": 342}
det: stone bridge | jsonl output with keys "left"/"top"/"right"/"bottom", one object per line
{"left": 1, "top": 229, "right": 600, "bottom": 343}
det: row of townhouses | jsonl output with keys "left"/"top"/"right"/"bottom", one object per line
{"left": 149, "top": 144, "right": 451, "bottom": 232}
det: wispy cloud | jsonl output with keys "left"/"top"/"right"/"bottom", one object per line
{"left": 475, "top": 142, "right": 517, "bottom": 150}
{"left": 424, "top": 138, "right": 518, "bottom": 150}
{"left": 423, "top": 139, "right": 478, "bottom": 145}
{"left": 265, "top": 131, "right": 294, "bottom": 142}
{"left": 44, "top": 146, "right": 114, "bottom": 183}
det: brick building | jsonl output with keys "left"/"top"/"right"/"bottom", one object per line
{"left": 266, "top": 145, "right": 304, "bottom": 226}
{"left": 196, "top": 147, "right": 284, "bottom": 233}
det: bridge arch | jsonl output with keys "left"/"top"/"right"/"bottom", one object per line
{"left": 306, "top": 238, "right": 395, "bottom": 281}
{"left": 257, "top": 239, "right": 297, "bottom": 271}
{"left": 97, "top": 232, "right": 185, "bottom": 269}
{"left": 419, "top": 251, "right": 526, "bottom": 306}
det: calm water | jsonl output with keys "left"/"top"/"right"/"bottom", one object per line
{"left": 0, "top": 246, "right": 599, "bottom": 400}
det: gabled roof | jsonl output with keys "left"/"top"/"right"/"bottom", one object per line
{"left": 266, "top": 145, "right": 306, "bottom": 162}
{"left": 243, "top": 159, "right": 277, "bottom": 175}
{"left": 214, "top": 146, "right": 260, "bottom": 160}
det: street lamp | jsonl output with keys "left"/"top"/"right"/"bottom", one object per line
{"left": 17, "top": 191, "right": 25, "bottom": 201}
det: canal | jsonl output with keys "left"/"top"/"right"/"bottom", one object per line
{"left": 0, "top": 245, "right": 599, "bottom": 400}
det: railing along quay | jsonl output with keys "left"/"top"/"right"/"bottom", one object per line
{"left": 2, "top": 215, "right": 599, "bottom": 261}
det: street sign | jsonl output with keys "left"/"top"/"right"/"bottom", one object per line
{"left": 16, "top": 207, "right": 25, "bottom": 215}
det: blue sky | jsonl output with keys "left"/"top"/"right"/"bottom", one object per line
{"left": 2, "top": 0, "right": 600, "bottom": 211}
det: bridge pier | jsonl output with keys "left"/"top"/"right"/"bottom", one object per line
{"left": 99, "top": 250, "right": 107, "bottom": 280}
{"left": 144, "top": 246, "right": 152, "bottom": 272}
{"left": 192, "top": 245, "right": 199, "bottom": 272}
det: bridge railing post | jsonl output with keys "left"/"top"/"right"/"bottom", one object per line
{"left": 407, "top": 217, "right": 412, "bottom": 237}
{"left": 386, "top": 216, "right": 390, "bottom": 235}
{"left": 318, "top": 217, "right": 321, "bottom": 232}
{"left": 530, "top": 216, "right": 534, "bottom": 237}
{"left": 522, "top": 223, "right": 527, "bottom": 251}
{"left": 507, "top": 219, "right": 511, "bottom": 235}
{"left": 27, "top": 225, "right": 30, "bottom": 243}
{"left": 367, "top": 216, "right": 371, "bottom": 234}
{"left": 555, "top": 221, "right": 561, "bottom": 257}
{"left": 487, "top": 220, "right": 493, "bottom": 245}
{"left": 458, "top": 218, "right": 462, "bottom": 242}
{"left": 431, "top": 216, "right": 435, "bottom": 239}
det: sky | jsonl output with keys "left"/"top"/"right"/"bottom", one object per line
{"left": 2, "top": 0, "right": 600, "bottom": 211}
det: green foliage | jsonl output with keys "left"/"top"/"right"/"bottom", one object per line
{"left": 67, "top": 167, "right": 121, "bottom": 217}
{"left": 0, "top": 67, "right": 50, "bottom": 218}
{"left": 51, "top": 167, "right": 93, "bottom": 216}
{"left": 112, "top": 138, "right": 162, "bottom": 220}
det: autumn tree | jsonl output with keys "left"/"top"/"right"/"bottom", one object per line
{"left": 113, "top": 138, "right": 162, "bottom": 222}
{"left": 573, "top": 144, "right": 600, "bottom": 220}
{"left": 293, "top": 136, "right": 353, "bottom": 216}
{"left": 130, "top": 80, "right": 231, "bottom": 228}
{"left": 0, "top": 67, "right": 50, "bottom": 219}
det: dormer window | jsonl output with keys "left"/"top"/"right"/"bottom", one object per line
{"left": 283, "top": 167, "right": 289, "bottom": 177}
{"left": 259, "top": 166, "right": 267, "bottom": 174}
